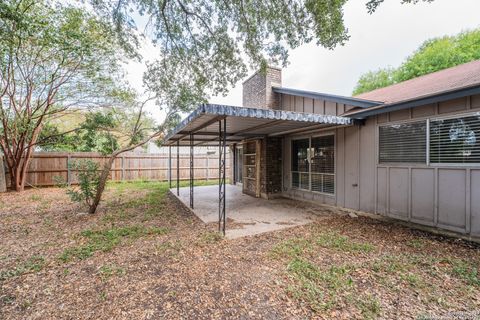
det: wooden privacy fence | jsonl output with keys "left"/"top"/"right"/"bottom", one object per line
{"left": 3, "top": 152, "right": 231, "bottom": 187}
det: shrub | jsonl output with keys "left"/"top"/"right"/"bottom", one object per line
{"left": 57, "top": 159, "right": 101, "bottom": 210}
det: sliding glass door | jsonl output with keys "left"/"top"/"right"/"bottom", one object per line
{"left": 291, "top": 135, "right": 335, "bottom": 195}
{"left": 291, "top": 139, "right": 309, "bottom": 190}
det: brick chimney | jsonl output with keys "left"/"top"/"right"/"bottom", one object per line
{"left": 242, "top": 66, "right": 282, "bottom": 109}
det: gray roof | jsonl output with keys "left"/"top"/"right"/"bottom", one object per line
{"left": 345, "top": 83, "right": 480, "bottom": 119}
{"left": 164, "top": 104, "right": 351, "bottom": 146}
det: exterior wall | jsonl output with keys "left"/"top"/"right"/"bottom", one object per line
{"left": 242, "top": 67, "right": 282, "bottom": 109}
{"left": 280, "top": 93, "right": 355, "bottom": 115}
{"left": 260, "top": 137, "right": 283, "bottom": 198}
{"left": 281, "top": 94, "right": 480, "bottom": 239}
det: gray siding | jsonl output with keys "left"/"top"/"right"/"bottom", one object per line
{"left": 280, "top": 93, "right": 354, "bottom": 115}
{"left": 282, "top": 94, "right": 480, "bottom": 239}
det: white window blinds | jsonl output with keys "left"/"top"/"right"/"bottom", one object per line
{"left": 379, "top": 121, "right": 427, "bottom": 163}
{"left": 311, "top": 135, "right": 335, "bottom": 194}
{"left": 430, "top": 115, "right": 480, "bottom": 164}
{"left": 291, "top": 136, "right": 335, "bottom": 194}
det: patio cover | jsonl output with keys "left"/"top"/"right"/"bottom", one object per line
{"left": 164, "top": 104, "right": 352, "bottom": 146}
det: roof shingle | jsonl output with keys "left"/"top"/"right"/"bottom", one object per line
{"left": 354, "top": 59, "right": 480, "bottom": 104}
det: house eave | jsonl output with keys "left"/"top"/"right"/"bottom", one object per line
{"left": 272, "top": 86, "right": 384, "bottom": 109}
{"left": 347, "top": 84, "right": 480, "bottom": 119}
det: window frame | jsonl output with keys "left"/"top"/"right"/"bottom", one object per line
{"left": 376, "top": 111, "right": 480, "bottom": 167}
{"left": 291, "top": 132, "right": 336, "bottom": 196}
{"left": 377, "top": 118, "right": 428, "bottom": 166}
{"left": 428, "top": 111, "right": 480, "bottom": 167}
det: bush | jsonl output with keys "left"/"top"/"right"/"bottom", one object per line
{"left": 58, "top": 159, "right": 101, "bottom": 210}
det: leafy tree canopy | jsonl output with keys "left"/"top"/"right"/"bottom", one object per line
{"left": 365, "top": 0, "right": 434, "bottom": 13}
{"left": 352, "top": 28, "right": 480, "bottom": 95}
{"left": 87, "top": 0, "right": 436, "bottom": 109}
{"left": 0, "top": 0, "right": 132, "bottom": 190}
{"left": 91, "top": 0, "right": 350, "bottom": 110}
{"left": 39, "top": 105, "right": 157, "bottom": 154}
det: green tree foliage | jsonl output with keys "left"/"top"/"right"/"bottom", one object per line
{"left": 40, "top": 106, "right": 159, "bottom": 154}
{"left": 365, "top": 0, "right": 434, "bottom": 13}
{"left": 353, "top": 29, "right": 480, "bottom": 95}
{"left": 351, "top": 67, "right": 396, "bottom": 97}
{"left": 0, "top": 0, "right": 129, "bottom": 191}
{"left": 89, "top": 0, "right": 435, "bottom": 109}
{"left": 40, "top": 112, "right": 120, "bottom": 154}
{"left": 92, "top": 0, "right": 351, "bottom": 110}
{"left": 395, "top": 30, "right": 480, "bottom": 82}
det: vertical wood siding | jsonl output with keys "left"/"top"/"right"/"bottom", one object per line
{"left": 282, "top": 93, "right": 480, "bottom": 239}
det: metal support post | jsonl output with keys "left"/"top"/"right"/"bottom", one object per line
{"left": 168, "top": 145, "right": 172, "bottom": 188}
{"left": 189, "top": 133, "right": 194, "bottom": 209}
{"left": 176, "top": 140, "right": 180, "bottom": 196}
{"left": 232, "top": 145, "right": 237, "bottom": 185}
{"left": 218, "top": 118, "right": 227, "bottom": 234}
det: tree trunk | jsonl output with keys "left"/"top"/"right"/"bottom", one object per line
{"left": 87, "top": 131, "right": 162, "bottom": 214}
{"left": 3, "top": 132, "right": 39, "bottom": 192}
{"left": 8, "top": 158, "right": 25, "bottom": 192}
{"left": 88, "top": 156, "right": 115, "bottom": 214}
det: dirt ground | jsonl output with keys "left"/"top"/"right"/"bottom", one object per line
{"left": 1, "top": 181, "right": 479, "bottom": 319}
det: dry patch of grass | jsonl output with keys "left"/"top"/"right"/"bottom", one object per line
{"left": 1, "top": 181, "right": 479, "bottom": 320}
{"left": 0, "top": 255, "right": 46, "bottom": 281}
{"left": 269, "top": 224, "right": 480, "bottom": 319}
{"left": 59, "top": 225, "right": 169, "bottom": 262}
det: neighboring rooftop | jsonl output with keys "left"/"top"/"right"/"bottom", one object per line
{"left": 354, "top": 59, "right": 480, "bottom": 104}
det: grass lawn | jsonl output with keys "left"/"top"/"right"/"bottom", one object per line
{"left": 1, "top": 181, "right": 479, "bottom": 319}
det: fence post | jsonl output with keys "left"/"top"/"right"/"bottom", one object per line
{"left": 0, "top": 156, "right": 6, "bottom": 192}
{"left": 66, "top": 155, "right": 71, "bottom": 185}
{"left": 121, "top": 156, "right": 126, "bottom": 181}
{"left": 206, "top": 153, "right": 209, "bottom": 181}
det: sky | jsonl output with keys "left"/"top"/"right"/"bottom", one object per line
{"left": 125, "top": 0, "right": 480, "bottom": 121}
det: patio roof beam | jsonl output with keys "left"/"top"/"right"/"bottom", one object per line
{"left": 193, "top": 136, "right": 244, "bottom": 146}
{"left": 269, "top": 123, "right": 338, "bottom": 137}
{"left": 174, "top": 115, "right": 226, "bottom": 142}
{"left": 177, "top": 131, "right": 262, "bottom": 138}
{"left": 177, "top": 138, "right": 243, "bottom": 142}
{"left": 231, "top": 119, "right": 284, "bottom": 135}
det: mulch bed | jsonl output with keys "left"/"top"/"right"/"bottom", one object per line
{"left": 1, "top": 183, "right": 479, "bottom": 319}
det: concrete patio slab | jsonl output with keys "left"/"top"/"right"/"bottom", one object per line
{"left": 170, "top": 184, "right": 327, "bottom": 239}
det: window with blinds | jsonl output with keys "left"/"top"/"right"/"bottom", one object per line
{"left": 291, "top": 135, "right": 335, "bottom": 194}
{"left": 311, "top": 135, "right": 335, "bottom": 194}
{"left": 379, "top": 121, "right": 427, "bottom": 163}
{"left": 430, "top": 115, "right": 480, "bottom": 164}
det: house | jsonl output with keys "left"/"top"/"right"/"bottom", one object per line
{"left": 164, "top": 60, "right": 480, "bottom": 240}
